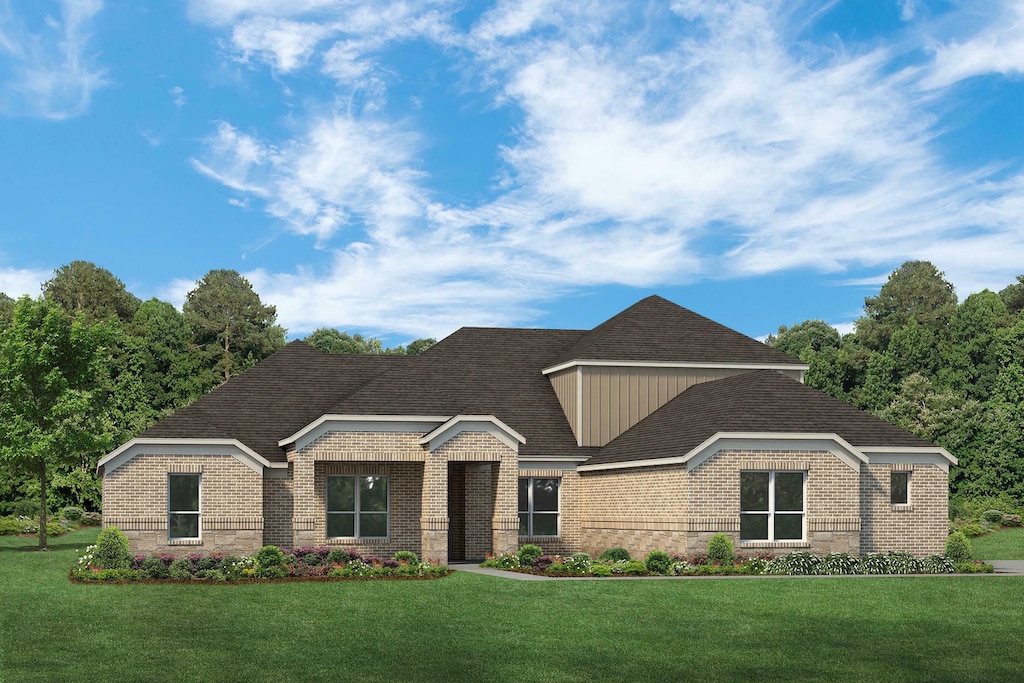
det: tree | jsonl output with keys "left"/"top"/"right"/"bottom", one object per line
{"left": 0, "top": 292, "right": 14, "bottom": 325}
{"left": 42, "top": 261, "right": 140, "bottom": 324}
{"left": 183, "top": 270, "right": 286, "bottom": 384}
{"left": 999, "top": 275, "right": 1024, "bottom": 314}
{"left": 0, "top": 297, "right": 113, "bottom": 549}
{"left": 304, "top": 328, "right": 437, "bottom": 355}
{"left": 856, "top": 261, "right": 957, "bottom": 351}
{"left": 766, "top": 320, "right": 841, "bottom": 360}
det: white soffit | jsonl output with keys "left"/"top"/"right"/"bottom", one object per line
{"left": 279, "top": 414, "right": 449, "bottom": 452}
{"left": 419, "top": 415, "right": 527, "bottom": 452}
{"left": 97, "top": 438, "right": 279, "bottom": 475}
{"left": 541, "top": 359, "right": 809, "bottom": 375}
{"left": 577, "top": 432, "right": 868, "bottom": 473}
{"left": 859, "top": 446, "right": 958, "bottom": 472}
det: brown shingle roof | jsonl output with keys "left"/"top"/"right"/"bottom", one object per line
{"left": 585, "top": 370, "right": 934, "bottom": 467}
{"left": 548, "top": 295, "right": 803, "bottom": 367}
{"left": 141, "top": 341, "right": 409, "bottom": 462}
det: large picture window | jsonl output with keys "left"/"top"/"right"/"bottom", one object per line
{"left": 740, "top": 471, "right": 805, "bottom": 542}
{"left": 168, "top": 473, "right": 200, "bottom": 540}
{"left": 519, "top": 477, "right": 560, "bottom": 537}
{"left": 327, "top": 476, "right": 389, "bottom": 538}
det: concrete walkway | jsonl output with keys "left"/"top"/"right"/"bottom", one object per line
{"left": 450, "top": 560, "right": 1024, "bottom": 580}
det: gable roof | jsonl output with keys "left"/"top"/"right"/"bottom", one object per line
{"left": 584, "top": 370, "right": 936, "bottom": 468}
{"left": 545, "top": 295, "right": 803, "bottom": 370}
{"left": 140, "top": 341, "right": 408, "bottom": 463}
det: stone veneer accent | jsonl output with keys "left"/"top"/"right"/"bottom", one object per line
{"left": 860, "top": 463, "right": 948, "bottom": 556}
{"left": 103, "top": 453, "right": 263, "bottom": 556}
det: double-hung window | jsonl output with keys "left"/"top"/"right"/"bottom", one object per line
{"left": 327, "top": 475, "right": 389, "bottom": 538}
{"left": 740, "top": 471, "right": 805, "bottom": 542}
{"left": 518, "top": 477, "right": 560, "bottom": 537}
{"left": 168, "top": 473, "right": 200, "bottom": 540}
{"left": 890, "top": 471, "right": 910, "bottom": 505}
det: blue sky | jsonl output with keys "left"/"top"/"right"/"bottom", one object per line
{"left": 2, "top": 1, "right": 1023, "bottom": 345}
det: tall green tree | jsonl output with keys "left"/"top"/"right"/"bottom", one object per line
{"left": 0, "top": 292, "right": 14, "bottom": 325}
{"left": 304, "top": 328, "right": 437, "bottom": 356}
{"left": 999, "top": 275, "right": 1024, "bottom": 314}
{"left": 183, "top": 270, "right": 285, "bottom": 384}
{"left": 42, "top": 261, "right": 141, "bottom": 324}
{"left": 856, "top": 261, "right": 956, "bottom": 351}
{"left": 0, "top": 297, "right": 113, "bottom": 549}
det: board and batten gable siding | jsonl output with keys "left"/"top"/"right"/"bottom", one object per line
{"left": 548, "top": 367, "right": 579, "bottom": 442}
{"left": 577, "top": 366, "right": 803, "bottom": 447}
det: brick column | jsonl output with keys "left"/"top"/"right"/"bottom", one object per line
{"left": 292, "top": 456, "right": 318, "bottom": 547}
{"left": 420, "top": 452, "right": 449, "bottom": 565}
{"left": 491, "top": 454, "right": 519, "bottom": 556}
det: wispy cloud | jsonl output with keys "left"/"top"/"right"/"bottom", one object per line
{"left": 922, "top": 0, "right": 1024, "bottom": 88}
{"left": 0, "top": 0, "right": 108, "bottom": 119}
{"left": 184, "top": 0, "right": 1024, "bottom": 336}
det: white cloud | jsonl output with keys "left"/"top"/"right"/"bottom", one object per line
{"left": 0, "top": 266, "right": 49, "bottom": 297}
{"left": 899, "top": 0, "right": 916, "bottom": 22}
{"left": 923, "top": 1, "right": 1024, "bottom": 88}
{"left": 169, "top": 85, "right": 186, "bottom": 107}
{"left": 0, "top": 0, "right": 108, "bottom": 119}
{"left": 186, "top": 0, "right": 1024, "bottom": 335}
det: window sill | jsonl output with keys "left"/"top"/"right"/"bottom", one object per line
{"left": 740, "top": 541, "right": 810, "bottom": 549}
{"left": 168, "top": 538, "right": 202, "bottom": 546}
{"left": 519, "top": 536, "right": 560, "bottom": 541}
{"left": 326, "top": 537, "right": 389, "bottom": 545}
{"left": 890, "top": 504, "right": 914, "bottom": 512}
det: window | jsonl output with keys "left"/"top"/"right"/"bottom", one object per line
{"left": 519, "top": 477, "right": 560, "bottom": 537}
{"left": 740, "top": 471, "right": 805, "bottom": 542}
{"left": 890, "top": 471, "right": 910, "bottom": 505}
{"left": 327, "top": 476, "right": 389, "bottom": 538}
{"left": 168, "top": 474, "right": 200, "bottom": 540}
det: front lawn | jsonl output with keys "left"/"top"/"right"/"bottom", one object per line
{"left": 973, "top": 527, "right": 1024, "bottom": 560}
{"left": 3, "top": 529, "right": 1024, "bottom": 682}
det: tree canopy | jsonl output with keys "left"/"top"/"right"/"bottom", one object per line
{"left": 304, "top": 328, "right": 436, "bottom": 356}
{"left": 42, "top": 260, "right": 140, "bottom": 324}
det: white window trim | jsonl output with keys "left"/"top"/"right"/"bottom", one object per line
{"left": 326, "top": 475, "right": 390, "bottom": 540}
{"left": 168, "top": 473, "right": 201, "bottom": 541}
{"left": 740, "top": 471, "right": 806, "bottom": 543}
{"left": 518, "top": 477, "right": 561, "bottom": 538}
{"left": 890, "top": 471, "right": 911, "bottom": 506}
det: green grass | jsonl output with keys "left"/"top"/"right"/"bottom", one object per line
{"left": 973, "top": 527, "right": 1024, "bottom": 560}
{"left": 4, "top": 529, "right": 1024, "bottom": 682}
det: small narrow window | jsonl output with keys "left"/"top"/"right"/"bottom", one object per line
{"left": 168, "top": 473, "right": 200, "bottom": 540}
{"left": 890, "top": 471, "right": 910, "bottom": 505}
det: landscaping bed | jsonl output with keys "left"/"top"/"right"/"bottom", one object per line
{"left": 483, "top": 535, "right": 994, "bottom": 578}
{"left": 70, "top": 527, "right": 448, "bottom": 583}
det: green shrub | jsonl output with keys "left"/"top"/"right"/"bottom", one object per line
{"left": 393, "top": 550, "right": 419, "bottom": 564}
{"left": 598, "top": 547, "right": 631, "bottom": 562}
{"left": 96, "top": 569, "right": 141, "bottom": 581}
{"left": 921, "top": 555, "right": 956, "bottom": 574}
{"left": 302, "top": 552, "right": 322, "bottom": 566}
{"left": 816, "top": 553, "right": 857, "bottom": 575}
{"left": 326, "top": 548, "right": 350, "bottom": 565}
{"left": 1003, "top": 514, "right": 1022, "bottom": 527}
{"left": 885, "top": 552, "right": 922, "bottom": 574}
{"left": 957, "top": 523, "right": 985, "bottom": 538}
{"left": 644, "top": 550, "right": 672, "bottom": 575}
{"left": 590, "top": 563, "right": 612, "bottom": 577}
{"left": 139, "top": 556, "right": 170, "bottom": 579}
{"left": 168, "top": 557, "right": 194, "bottom": 580}
{"left": 517, "top": 544, "right": 543, "bottom": 567}
{"left": 194, "top": 569, "right": 227, "bottom": 582}
{"left": 945, "top": 532, "right": 972, "bottom": 563}
{"left": 610, "top": 559, "right": 647, "bottom": 575}
{"left": 93, "top": 526, "right": 132, "bottom": 570}
{"left": 706, "top": 533, "right": 734, "bottom": 565}
{"left": 0, "top": 517, "right": 24, "bottom": 535}
{"left": 956, "top": 561, "right": 994, "bottom": 574}
{"left": 563, "top": 553, "right": 592, "bottom": 574}
{"left": 82, "top": 511, "right": 102, "bottom": 526}
{"left": 60, "top": 506, "right": 85, "bottom": 522}
{"left": 981, "top": 509, "right": 1005, "bottom": 524}
{"left": 12, "top": 499, "right": 39, "bottom": 517}
{"left": 766, "top": 552, "right": 819, "bottom": 575}
{"left": 855, "top": 553, "right": 889, "bottom": 575}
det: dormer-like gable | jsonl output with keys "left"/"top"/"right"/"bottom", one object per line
{"left": 544, "top": 296, "right": 808, "bottom": 446}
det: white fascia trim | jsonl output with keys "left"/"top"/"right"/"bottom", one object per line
{"left": 279, "top": 414, "right": 450, "bottom": 451}
{"left": 577, "top": 432, "right": 868, "bottom": 473}
{"left": 97, "top": 438, "right": 277, "bottom": 476}
{"left": 419, "top": 415, "right": 526, "bottom": 452}
{"left": 859, "top": 446, "right": 958, "bottom": 472}
{"left": 541, "top": 359, "right": 810, "bottom": 375}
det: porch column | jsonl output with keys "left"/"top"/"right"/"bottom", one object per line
{"left": 291, "top": 456, "right": 318, "bottom": 546}
{"left": 491, "top": 454, "right": 519, "bottom": 556}
{"left": 420, "top": 450, "right": 449, "bottom": 565}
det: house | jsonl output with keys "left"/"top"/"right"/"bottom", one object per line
{"left": 98, "top": 296, "right": 956, "bottom": 562}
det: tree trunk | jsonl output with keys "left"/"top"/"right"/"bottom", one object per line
{"left": 38, "top": 458, "right": 48, "bottom": 551}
